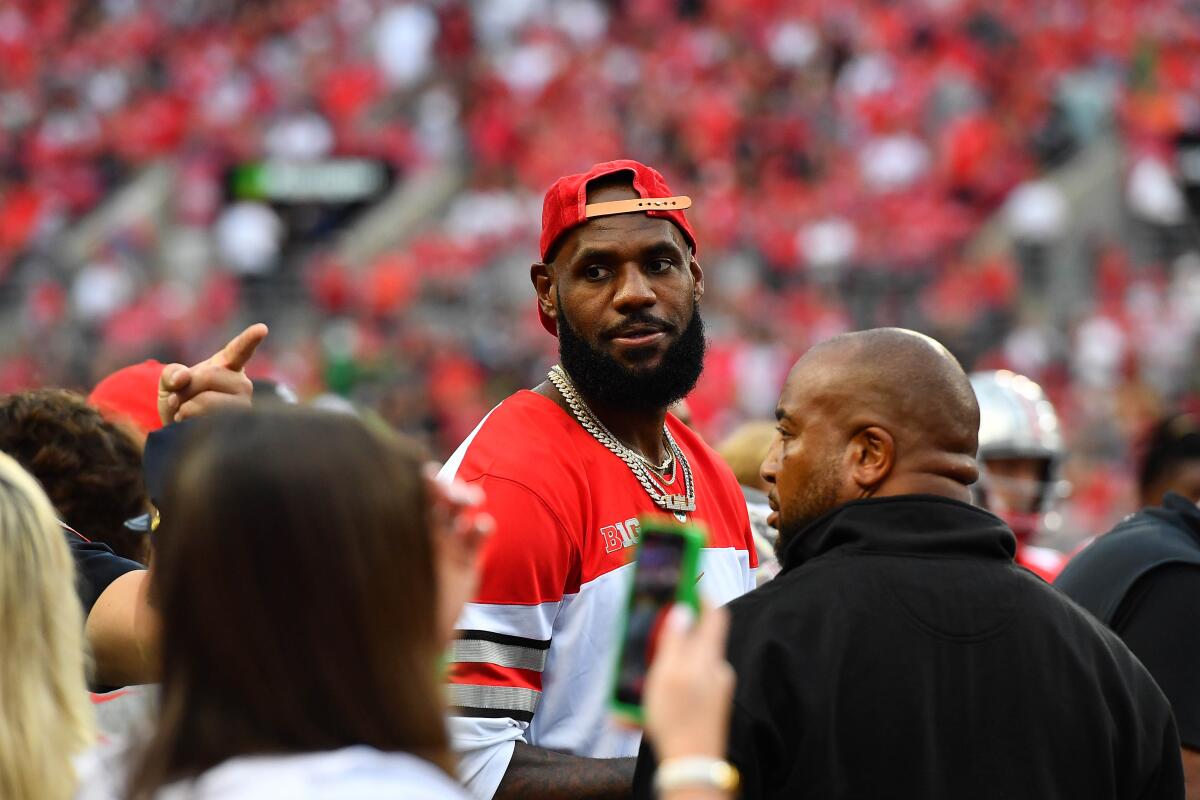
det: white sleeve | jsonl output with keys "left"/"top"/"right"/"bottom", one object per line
{"left": 440, "top": 458, "right": 572, "bottom": 799}
{"left": 451, "top": 717, "right": 522, "bottom": 800}
{"left": 448, "top": 600, "right": 561, "bottom": 799}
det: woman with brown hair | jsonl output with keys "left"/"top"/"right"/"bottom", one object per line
{"left": 76, "top": 409, "right": 482, "bottom": 799}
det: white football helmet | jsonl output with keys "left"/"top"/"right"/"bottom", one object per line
{"left": 970, "top": 370, "right": 1069, "bottom": 540}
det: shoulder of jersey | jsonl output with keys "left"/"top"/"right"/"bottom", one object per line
{"left": 450, "top": 391, "right": 590, "bottom": 484}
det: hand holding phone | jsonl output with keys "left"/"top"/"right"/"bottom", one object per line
{"left": 643, "top": 604, "right": 735, "bottom": 762}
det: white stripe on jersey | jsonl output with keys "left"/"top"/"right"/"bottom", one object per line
{"left": 448, "top": 685, "right": 542, "bottom": 715}
{"left": 456, "top": 600, "right": 561, "bottom": 643}
{"left": 451, "top": 639, "right": 549, "bottom": 672}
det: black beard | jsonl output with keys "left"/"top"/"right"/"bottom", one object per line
{"left": 772, "top": 455, "right": 844, "bottom": 565}
{"left": 556, "top": 297, "right": 706, "bottom": 413}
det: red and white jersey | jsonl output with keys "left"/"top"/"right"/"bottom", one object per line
{"left": 439, "top": 390, "right": 757, "bottom": 799}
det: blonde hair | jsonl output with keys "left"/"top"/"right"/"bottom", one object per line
{"left": 0, "top": 451, "right": 94, "bottom": 800}
{"left": 716, "top": 421, "right": 778, "bottom": 491}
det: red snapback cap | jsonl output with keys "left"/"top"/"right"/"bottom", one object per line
{"left": 537, "top": 159, "right": 696, "bottom": 335}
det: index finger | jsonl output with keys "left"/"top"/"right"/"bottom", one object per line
{"left": 215, "top": 323, "right": 269, "bottom": 372}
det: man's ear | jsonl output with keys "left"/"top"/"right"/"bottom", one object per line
{"left": 689, "top": 254, "right": 704, "bottom": 301}
{"left": 531, "top": 262, "right": 556, "bottom": 323}
{"left": 849, "top": 425, "right": 894, "bottom": 493}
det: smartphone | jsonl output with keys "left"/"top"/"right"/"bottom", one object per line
{"left": 610, "top": 516, "right": 706, "bottom": 725}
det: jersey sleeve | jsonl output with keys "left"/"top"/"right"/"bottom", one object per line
{"left": 1112, "top": 564, "right": 1200, "bottom": 750}
{"left": 445, "top": 474, "right": 581, "bottom": 799}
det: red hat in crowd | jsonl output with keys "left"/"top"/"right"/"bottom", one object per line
{"left": 88, "top": 359, "right": 166, "bottom": 436}
{"left": 538, "top": 159, "right": 697, "bottom": 335}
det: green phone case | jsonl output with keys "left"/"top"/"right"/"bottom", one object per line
{"left": 609, "top": 515, "right": 707, "bottom": 726}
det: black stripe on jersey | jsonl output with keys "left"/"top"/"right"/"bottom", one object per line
{"left": 452, "top": 705, "right": 536, "bottom": 723}
{"left": 456, "top": 629, "right": 551, "bottom": 651}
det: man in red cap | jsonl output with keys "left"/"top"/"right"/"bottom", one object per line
{"left": 439, "top": 160, "right": 757, "bottom": 799}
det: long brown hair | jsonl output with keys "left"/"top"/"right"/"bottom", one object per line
{"left": 128, "top": 410, "right": 449, "bottom": 797}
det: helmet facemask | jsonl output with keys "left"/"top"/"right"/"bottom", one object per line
{"left": 975, "top": 456, "right": 1064, "bottom": 542}
{"left": 969, "top": 370, "right": 1070, "bottom": 544}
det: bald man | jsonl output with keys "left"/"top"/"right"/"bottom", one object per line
{"left": 634, "top": 329, "right": 1184, "bottom": 799}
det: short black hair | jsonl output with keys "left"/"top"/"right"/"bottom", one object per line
{"left": 1138, "top": 412, "right": 1200, "bottom": 497}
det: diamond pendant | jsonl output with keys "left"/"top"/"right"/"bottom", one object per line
{"left": 659, "top": 493, "right": 695, "bottom": 513}
{"left": 673, "top": 511, "right": 688, "bottom": 523}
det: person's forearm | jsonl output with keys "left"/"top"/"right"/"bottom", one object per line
{"left": 1183, "top": 747, "right": 1200, "bottom": 800}
{"left": 86, "top": 570, "right": 161, "bottom": 686}
{"left": 494, "top": 742, "right": 635, "bottom": 800}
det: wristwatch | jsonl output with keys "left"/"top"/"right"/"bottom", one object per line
{"left": 654, "top": 756, "right": 740, "bottom": 795}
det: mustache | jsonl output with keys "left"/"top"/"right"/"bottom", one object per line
{"left": 602, "top": 312, "right": 676, "bottom": 338}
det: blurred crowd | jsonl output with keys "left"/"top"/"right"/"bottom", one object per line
{"left": 4, "top": 0, "right": 1200, "bottom": 542}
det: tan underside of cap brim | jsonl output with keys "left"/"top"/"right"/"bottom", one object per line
{"left": 584, "top": 195, "right": 692, "bottom": 218}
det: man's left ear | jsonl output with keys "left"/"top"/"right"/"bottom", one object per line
{"left": 850, "top": 426, "right": 894, "bottom": 493}
{"left": 690, "top": 255, "right": 704, "bottom": 301}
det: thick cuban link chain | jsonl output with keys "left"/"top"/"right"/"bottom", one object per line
{"left": 551, "top": 365, "right": 673, "bottom": 473}
{"left": 548, "top": 365, "right": 696, "bottom": 516}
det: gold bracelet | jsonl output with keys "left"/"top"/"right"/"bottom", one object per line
{"left": 654, "top": 756, "right": 740, "bottom": 795}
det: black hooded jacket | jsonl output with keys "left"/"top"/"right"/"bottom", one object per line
{"left": 1056, "top": 492, "right": 1200, "bottom": 750}
{"left": 634, "top": 495, "right": 1183, "bottom": 799}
